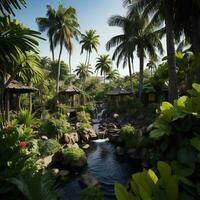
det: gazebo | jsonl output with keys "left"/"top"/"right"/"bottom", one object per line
{"left": 59, "top": 85, "right": 81, "bottom": 111}
{"left": 2, "top": 80, "right": 38, "bottom": 120}
{"left": 106, "top": 86, "right": 132, "bottom": 104}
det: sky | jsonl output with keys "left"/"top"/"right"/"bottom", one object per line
{"left": 14, "top": 0, "right": 147, "bottom": 76}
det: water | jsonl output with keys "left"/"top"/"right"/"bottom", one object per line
{"left": 58, "top": 140, "right": 141, "bottom": 200}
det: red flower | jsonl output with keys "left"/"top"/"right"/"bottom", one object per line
{"left": 18, "top": 141, "right": 27, "bottom": 149}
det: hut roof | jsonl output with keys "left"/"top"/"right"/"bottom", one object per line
{"left": 106, "top": 86, "right": 132, "bottom": 96}
{"left": 59, "top": 85, "right": 81, "bottom": 95}
{"left": 3, "top": 80, "right": 38, "bottom": 93}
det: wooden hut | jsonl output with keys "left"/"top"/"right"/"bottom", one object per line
{"left": 106, "top": 86, "right": 132, "bottom": 104}
{"left": 2, "top": 80, "right": 38, "bottom": 121}
{"left": 59, "top": 85, "right": 81, "bottom": 112}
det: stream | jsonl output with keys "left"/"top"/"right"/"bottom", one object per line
{"left": 58, "top": 112, "right": 141, "bottom": 200}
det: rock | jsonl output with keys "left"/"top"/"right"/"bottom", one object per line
{"left": 127, "top": 148, "right": 137, "bottom": 155}
{"left": 116, "top": 146, "right": 125, "bottom": 156}
{"left": 66, "top": 143, "right": 79, "bottom": 148}
{"left": 98, "top": 131, "right": 107, "bottom": 139}
{"left": 52, "top": 168, "right": 59, "bottom": 177}
{"left": 82, "top": 144, "right": 90, "bottom": 150}
{"left": 59, "top": 170, "right": 70, "bottom": 177}
{"left": 107, "top": 128, "right": 120, "bottom": 134}
{"left": 113, "top": 113, "right": 119, "bottom": 118}
{"left": 41, "top": 135, "right": 48, "bottom": 140}
{"left": 108, "top": 123, "right": 118, "bottom": 129}
{"left": 79, "top": 128, "right": 97, "bottom": 142}
{"left": 79, "top": 173, "right": 99, "bottom": 188}
{"left": 37, "top": 155, "right": 53, "bottom": 167}
{"left": 63, "top": 132, "right": 79, "bottom": 144}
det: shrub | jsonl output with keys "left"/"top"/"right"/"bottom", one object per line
{"left": 80, "top": 186, "right": 103, "bottom": 200}
{"left": 77, "top": 111, "right": 91, "bottom": 123}
{"left": 120, "top": 124, "right": 138, "bottom": 149}
{"left": 38, "top": 139, "right": 61, "bottom": 157}
{"left": 17, "top": 109, "right": 36, "bottom": 127}
{"left": 39, "top": 114, "right": 71, "bottom": 139}
{"left": 63, "top": 147, "right": 85, "bottom": 162}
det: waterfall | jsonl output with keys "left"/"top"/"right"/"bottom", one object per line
{"left": 92, "top": 109, "right": 105, "bottom": 124}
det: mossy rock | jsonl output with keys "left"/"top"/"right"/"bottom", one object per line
{"left": 62, "top": 147, "right": 87, "bottom": 167}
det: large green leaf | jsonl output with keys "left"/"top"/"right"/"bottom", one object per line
{"left": 115, "top": 183, "right": 136, "bottom": 200}
{"left": 192, "top": 83, "right": 200, "bottom": 93}
{"left": 172, "top": 161, "right": 194, "bottom": 177}
{"left": 191, "top": 137, "right": 200, "bottom": 151}
{"left": 149, "top": 129, "right": 166, "bottom": 139}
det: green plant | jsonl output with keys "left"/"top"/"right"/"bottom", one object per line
{"left": 39, "top": 114, "right": 71, "bottom": 139}
{"left": 80, "top": 186, "right": 103, "bottom": 200}
{"left": 38, "top": 139, "right": 61, "bottom": 157}
{"left": 8, "top": 171, "right": 58, "bottom": 200}
{"left": 120, "top": 124, "right": 137, "bottom": 149}
{"left": 115, "top": 161, "right": 178, "bottom": 200}
{"left": 63, "top": 147, "right": 85, "bottom": 162}
{"left": 17, "top": 109, "right": 36, "bottom": 127}
{"left": 77, "top": 111, "right": 91, "bottom": 123}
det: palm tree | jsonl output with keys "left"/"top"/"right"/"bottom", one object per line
{"left": 146, "top": 58, "right": 157, "bottom": 76}
{"left": 36, "top": 5, "right": 57, "bottom": 61}
{"left": 124, "top": 0, "right": 178, "bottom": 102}
{"left": 106, "top": 12, "right": 163, "bottom": 99}
{"left": 74, "top": 63, "right": 93, "bottom": 82}
{"left": 80, "top": 29, "right": 100, "bottom": 65}
{"left": 106, "top": 15, "right": 135, "bottom": 94}
{"left": 106, "top": 68, "right": 119, "bottom": 82}
{"left": 95, "top": 55, "right": 112, "bottom": 84}
{"left": 0, "top": 0, "right": 26, "bottom": 16}
{"left": 53, "top": 4, "right": 80, "bottom": 94}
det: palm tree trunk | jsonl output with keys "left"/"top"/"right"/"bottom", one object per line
{"left": 88, "top": 51, "right": 91, "bottom": 66}
{"left": 85, "top": 51, "right": 89, "bottom": 65}
{"left": 56, "top": 41, "right": 63, "bottom": 95}
{"left": 138, "top": 48, "right": 144, "bottom": 100}
{"left": 104, "top": 72, "right": 106, "bottom": 84}
{"left": 164, "top": 0, "right": 178, "bottom": 102}
{"left": 191, "top": 14, "right": 200, "bottom": 83}
{"left": 50, "top": 37, "right": 55, "bottom": 61}
{"left": 128, "top": 56, "right": 134, "bottom": 94}
{"left": 69, "top": 51, "right": 72, "bottom": 77}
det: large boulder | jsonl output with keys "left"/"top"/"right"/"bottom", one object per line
{"left": 79, "top": 128, "right": 97, "bottom": 142}
{"left": 61, "top": 147, "right": 87, "bottom": 168}
{"left": 79, "top": 173, "right": 99, "bottom": 188}
{"left": 63, "top": 132, "right": 79, "bottom": 144}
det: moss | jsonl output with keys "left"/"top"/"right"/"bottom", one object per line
{"left": 38, "top": 139, "right": 61, "bottom": 157}
{"left": 63, "top": 147, "right": 85, "bottom": 162}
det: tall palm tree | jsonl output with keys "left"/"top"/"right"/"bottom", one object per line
{"left": 53, "top": 4, "right": 80, "bottom": 94}
{"left": 106, "top": 15, "right": 135, "bottom": 94}
{"left": 80, "top": 29, "right": 100, "bottom": 65}
{"left": 95, "top": 54, "right": 112, "bottom": 84}
{"left": 74, "top": 63, "right": 93, "bottom": 82}
{"left": 124, "top": 0, "right": 178, "bottom": 102}
{"left": 106, "top": 68, "right": 119, "bottom": 82}
{"left": 36, "top": 5, "right": 57, "bottom": 61}
{"left": 146, "top": 58, "right": 157, "bottom": 76}
{"left": 107, "top": 12, "right": 163, "bottom": 99}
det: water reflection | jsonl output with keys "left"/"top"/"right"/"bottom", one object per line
{"left": 59, "top": 141, "right": 141, "bottom": 200}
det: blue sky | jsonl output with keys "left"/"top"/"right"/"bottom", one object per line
{"left": 15, "top": 0, "right": 142, "bottom": 75}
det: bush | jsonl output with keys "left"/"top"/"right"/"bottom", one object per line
{"left": 77, "top": 111, "right": 91, "bottom": 123}
{"left": 17, "top": 109, "right": 36, "bottom": 127}
{"left": 80, "top": 186, "right": 103, "bottom": 200}
{"left": 63, "top": 147, "right": 85, "bottom": 162}
{"left": 39, "top": 114, "right": 71, "bottom": 139}
{"left": 38, "top": 139, "right": 61, "bottom": 157}
{"left": 120, "top": 124, "right": 137, "bottom": 149}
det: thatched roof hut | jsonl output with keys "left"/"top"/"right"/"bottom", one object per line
{"left": 106, "top": 86, "right": 132, "bottom": 96}
{"left": 4, "top": 80, "right": 38, "bottom": 93}
{"left": 59, "top": 85, "right": 81, "bottom": 95}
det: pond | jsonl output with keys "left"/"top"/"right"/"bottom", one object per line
{"left": 58, "top": 139, "right": 141, "bottom": 200}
